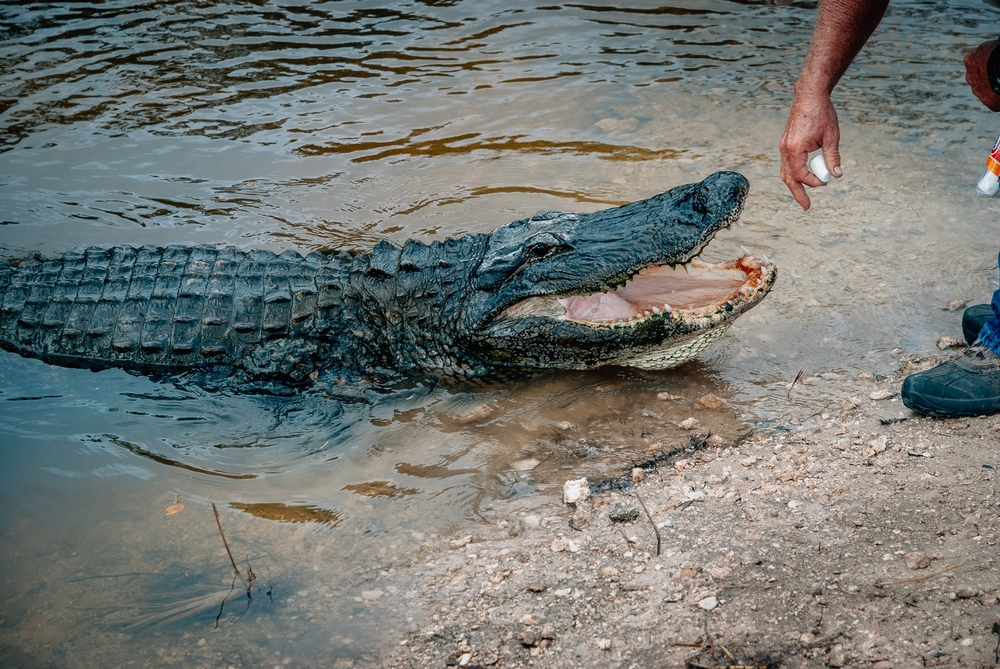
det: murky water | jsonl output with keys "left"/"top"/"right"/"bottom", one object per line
{"left": 3, "top": 0, "right": 1000, "bottom": 665}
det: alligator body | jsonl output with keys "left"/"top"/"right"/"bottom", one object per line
{"left": 0, "top": 172, "right": 775, "bottom": 384}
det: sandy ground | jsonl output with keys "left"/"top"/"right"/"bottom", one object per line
{"left": 366, "top": 351, "right": 1000, "bottom": 669}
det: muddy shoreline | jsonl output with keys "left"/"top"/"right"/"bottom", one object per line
{"left": 367, "top": 352, "right": 1000, "bottom": 669}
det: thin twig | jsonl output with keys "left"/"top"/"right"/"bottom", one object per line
{"left": 787, "top": 370, "right": 804, "bottom": 399}
{"left": 215, "top": 574, "right": 237, "bottom": 629}
{"left": 633, "top": 490, "right": 661, "bottom": 557}
{"left": 874, "top": 564, "right": 958, "bottom": 588}
{"left": 212, "top": 503, "right": 240, "bottom": 577}
{"left": 616, "top": 527, "right": 635, "bottom": 548}
{"left": 735, "top": 496, "right": 754, "bottom": 522}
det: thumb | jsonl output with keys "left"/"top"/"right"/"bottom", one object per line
{"left": 823, "top": 143, "right": 844, "bottom": 178}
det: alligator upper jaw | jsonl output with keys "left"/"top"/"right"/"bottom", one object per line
{"left": 495, "top": 248, "right": 775, "bottom": 326}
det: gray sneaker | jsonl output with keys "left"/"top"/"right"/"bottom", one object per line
{"left": 901, "top": 342, "right": 1000, "bottom": 417}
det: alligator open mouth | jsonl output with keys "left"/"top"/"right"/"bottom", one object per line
{"left": 489, "top": 225, "right": 777, "bottom": 370}
{"left": 557, "top": 249, "right": 774, "bottom": 326}
{"left": 497, "top": 229, "right": 775, "bottom": 330}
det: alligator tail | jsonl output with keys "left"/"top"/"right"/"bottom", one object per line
{"left": 0, "top": 245, "right": 345, "bottom": 372}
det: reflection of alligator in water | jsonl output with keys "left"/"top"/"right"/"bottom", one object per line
{"left": 0, "top": 172, "right": 774, "bottom": 383}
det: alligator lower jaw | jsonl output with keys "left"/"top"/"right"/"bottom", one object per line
{"left": 499, "top": 250, "right": 776, "bottom": 326}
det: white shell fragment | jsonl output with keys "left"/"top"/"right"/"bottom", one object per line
{"left": 563, "top": 478, "right": 591, "bottom": 505}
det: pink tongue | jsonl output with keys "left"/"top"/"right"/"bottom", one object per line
{"left": 558, "top": 292, "right": 636, "bottom": 320}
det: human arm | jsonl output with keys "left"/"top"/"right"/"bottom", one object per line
{"left": 964, "top": 39, "right": 1000, "bottom": 112}
{"left": 779, "top": 0, "right": 889, "bottom": 210}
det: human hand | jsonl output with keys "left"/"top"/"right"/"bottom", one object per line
{"left": 779, "top": 91, "right": 844, "bottom": 210}
{"left": 964, "top": 40, "right": 1000, "bottom": 112}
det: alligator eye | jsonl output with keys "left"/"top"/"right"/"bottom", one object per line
{"left": 524, "top": 243, "right": 563, "bottom": 261}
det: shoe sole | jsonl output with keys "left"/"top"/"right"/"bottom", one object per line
{"left": 901, "top": 390, "right": 1000, "bottom": 417}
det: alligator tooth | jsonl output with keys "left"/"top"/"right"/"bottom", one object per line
{"left": 737, "top": 216, "right": 745, "bottom": 228}
{"left": 727, "top": 300, "right": 734, "bottom": 307}
{"left": 682, "top": 263, "right": 691, "bottom": 275}
{"left": 762, "top": 254, "right": 771, "bottom": 266}
{"left": 652, "top": 306, "right": 661, "bottom": 314}
{"left": 643, "top": 310, "right": 651, "bottom": 317}
{"left": 668, "top": 263, "right": 676, "bottom": 270}
{"left": 663, "top": 303, "right": 672, "bottom": 313}
{"left": 740, "top": 245, "right": 752, "bottom": 257}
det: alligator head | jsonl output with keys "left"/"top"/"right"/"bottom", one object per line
{"left": 458, "top": 171, "right": 774, "bottom": 371}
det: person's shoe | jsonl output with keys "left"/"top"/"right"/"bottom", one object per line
{"left": 901, "top": 342, "right": 1000, "bottom": 417}
{"left": 962, "top": 304, "right": 993, "bottom": 345}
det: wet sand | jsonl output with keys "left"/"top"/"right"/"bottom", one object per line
{"left": 374, "top": 352, "right": 1000, "bottom": 669}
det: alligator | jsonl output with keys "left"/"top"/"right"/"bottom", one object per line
{"left": 0, "top": 171, "right": 775, "bottom": 385}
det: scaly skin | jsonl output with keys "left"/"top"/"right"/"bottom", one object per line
{"left": 0, "top": 172, "right": 773, "bottom": 384}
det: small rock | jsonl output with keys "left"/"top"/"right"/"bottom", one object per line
{"left": 956, "top": 586, "right": 978, "bottom": 599}
{"left": 867, "top": 435, "right": 888, "bottom": 457}
{"left": 607, "top": 501, "right": 640, "bottom": 523}
{"left": 697, "top": 596, "right": 718, "bottom": 611}
{"left": 523, "top": 514, "right": 541, "bottom": 528}
{"left": 706, "top": 434, "right": 726, "bottom": 448}
{"left": 450, "top": 535, "right": 473, "bottom": 549}
{"left": 709, "top": 566, "right": 732, "bottom": 581}
{"left": 799, "top": 632, "right": 815, "bottom": 645}
{"left": 596, "top": 638, "right": 612, "bottom": 651}
{"left": 455, "top": 403, "right": 494, "bottom": 424}
{"left": 945, "top": 299, "right": 968, "bottom": 311}
{"left": 828, "top": 645, "right": 846, "bottom": 667}
{"left": 937, "top": 335, "right": 964, "bottom": 350}
{"left": 601, "top": 566, "right": 620, "bottom": 580}
{"left": 631, "top": 467, "right": 645, "bottom": 483}
{"left": 693, "top": 393, "right": 726, "bottom": 410}
{"left": 657, "top": 392, "right": 682, "bottom": 401}
{"left": 511, "top": 458, "right": 540, "bottom": 471}
{"left": 563, "top": 478, "right": 591, "bottom": 505}
{"left": 508, "top": 519, "right": 525, "bottom": 537}
{"left": 550, "top": 538, "right": 570, "bottom": 553}
{"left": 904, "top": 551, "right": 930, "bottom": 570}
{"left": 361, "top": 589, "right": 383, "bottom": 601}
{"left": 458, "top": 653, "right": 472, "bottom": 666}
{"left": 873, "top": 661, "right": 893, "bottom": 669}
{"left": 526, "top": 581, "right": 547, "bottom": 593}
{"left": 840, "top": 397, "right": 862, "bottom": 413}
{"left": 869, "top": 389, "right": 895, "bottom": 401}
{"left": 678, "top": 417, "right": 700, "bottom": 430}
